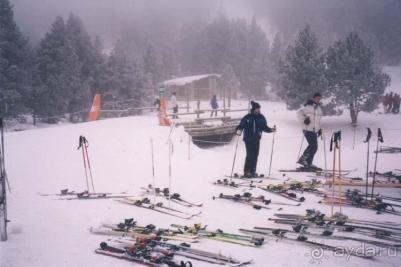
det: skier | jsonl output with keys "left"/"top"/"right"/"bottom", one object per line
{"left": 170, "top": 92, "right": 178, "bottom": 119}
{"left": 297, "top": 93, "right": 323, "bottom": 170}
{"left": 210, "top": 95, "right": 218, "bottom": 117}
{"left": 236, "top": 101, "right": 276, "bottom": 178}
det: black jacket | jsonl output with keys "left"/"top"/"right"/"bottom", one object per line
{"left": 237, "top": 113, "right": 273, "bottom": 142}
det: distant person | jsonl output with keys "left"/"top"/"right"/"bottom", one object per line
{"left": 383, "top": 93, "right": 389, "bottom": 113}
{"left": 210, "top": 95, "right": 219, "bottom": 117}
{"left": 236, "top": 101, "right": 276, "bottom": 178}
{"left": 297, "top": 92, "right": 323, "bottom": 170}
{"left": 393, "top": 94, "right": 400, "bottom": 114}
{"left": 153, "top": 97, "right": 160, "bottom": 112}
{"left": 387, "top": 92, "right": 394, "bottom": 113}
{"left": 170, "top": 92, "right": 178, "bottom": 119}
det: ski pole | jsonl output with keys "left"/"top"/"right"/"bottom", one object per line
{"left": 188, "top": 134, "right": 191, "bottom": 160}
{"left": 166, "top": 121, "right": 176, "bottom": 144}
{"left": 83, "top": 139, "right": 95, "bottom": 193}
{"left": 352, "top": 124, "right": 357, "bottom": 150}
{"left": 168, "top": 139, "right": 172, "bottom": 208}
{"left": 0, "top": 118, "right": 10, "bottom": 192}
{"left": 322, "top": 129, "right": 327, "bottom": 176}
{"left": 337, "top": 131, "right": 342, "bottom": 213}
{"left": 330, "top": 132, "right": 339, "bottom": 217}
{"left": 364, "top": 128, "right": 372, "bottom": 199}
{"left": 150, "top": 139, "right": 156, "bottom": 204}
{"left": 78, "top": 136, "right": 90, "bottom": 192}
{"left": 230, "top": 133, "right": 241, "bottom": 179}
{"left": 268, "top": 126, "right": 276, "bottom": 177}
{"left": 371, "top": 128, "right": 384, "bottom": 200}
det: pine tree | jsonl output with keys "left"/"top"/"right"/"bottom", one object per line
{"left": 268, "top": 33, "right": 284, "bottom": 93}
{"left": 279, "top": 26, "right": 327, "bottom": 110}
{"left": 103, "top": 47, "right": 150, "bottom": 109}
{"left": 220, "top": 64, "right": 239, "bottom": 107}
{"left": 326, "top": 32, "right": 390, "bottom": 124}
{"left": 33, "top": 16, "right": 82, "bottom": 121}
{"left": 0, "top": 0, "right": 31, "bottom": 118}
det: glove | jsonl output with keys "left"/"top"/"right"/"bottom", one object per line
{"left": 236, "top": 129, "right": 242, "bottom": 136}
{"left": 271, "top": 126, "right": 277, "bottom": 132}
{"left": 317, "top": 129, "right": 322, "bottom": 137}
{"left": 304, "top": 117, "right": 311, "bottom": 125}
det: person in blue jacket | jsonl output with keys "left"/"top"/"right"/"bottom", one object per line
{"left": 210, "top": 95, "right": 219, "bottom": 117}
{"left": 236, "top": 101, "right": 276, "bottom": 178}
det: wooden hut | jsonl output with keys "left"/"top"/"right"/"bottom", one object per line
{"left": 162, "top": 74, "right": 221, "bottom": 101}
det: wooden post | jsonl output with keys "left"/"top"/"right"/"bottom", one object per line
{"left": 186, "top": 84, "right": 190, "bottom": 113}
{"left": 223, "top": 83, "right": 226, "bottom": 117}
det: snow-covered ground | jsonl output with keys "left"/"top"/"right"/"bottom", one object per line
{"left": 1, "top": 97, "right": 400, "bottom": 267}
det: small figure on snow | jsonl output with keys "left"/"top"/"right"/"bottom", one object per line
{"left": 297, "top": 92, "right": 323, "bottom": 170}
{"left": 210, "top": 94, "right": 219, "bottom": 117}
{"left": 387, "top": 92, "right": 394, "bottom": 113}
{"left": 236, "top": 101, "right": 276, "bottom": 178}
{"left": 153, "top": 97, "right": 161, "bottom": 112}
{"left": 170, "top": 92, "right": 179, "bottom": 119}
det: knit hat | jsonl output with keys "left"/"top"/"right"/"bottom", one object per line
{"left": 251, "top": 101, "right": 261, "bottom": 111}
{"left": 313, "top": 92, "right": 322, "bottom": 98}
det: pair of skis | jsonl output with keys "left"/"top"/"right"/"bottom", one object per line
{"left": 238, "top": 228, "right": 375, "bottom": 259}
{"left": 96, "top": 241, "right": 193, "bottom": 267}
{"left": 170, "top": 224, "right": 264, "bottom": 247}
{"left": 242, "top": 226, "right": 401, "bottom": 249}
{"left": 113, "top": 238, "right": 253, "bottom": 266}
{"left": 141, "top": 186, "right": 203, "bottom": 208}
{"left": 117, "top": 198, "right": 201, "bottom": 220}
{"left": 40, "top": 189, "right": 134, "bottom": 200}
{"left": 256, "top": 185, "right": 306, "bottom": 202}
{"left": 213, "top": 193, "right": 301, "bottom": 209}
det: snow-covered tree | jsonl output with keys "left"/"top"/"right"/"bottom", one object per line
{"left": 279, "top": 26, "right": 327, "bottom": 110}
{"left": 32, "top": 16, "right": 83, "bottom": 121}
{"left": 326, "top": 32, "right": 390, "bottom": 124}
{"left": 220, "top": 64, "right": 239, "bottom": 106}
{"left": 0, "top": 0, "right": 32, "bottom": 118}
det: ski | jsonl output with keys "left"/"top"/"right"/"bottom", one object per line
{"left": 40, "top": 189, "right": 117, "bottom": 197}
{"left": 224, "top": 173, "right": 278, "bottom": 180}
{"left": 58, "top": 193, "right": 135, "bottom": 200}
{"left": 279, "top": 168, "right": 354, "bottom": 175}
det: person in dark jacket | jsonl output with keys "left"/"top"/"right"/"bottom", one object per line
{"left": 210, "top": 95, "right": 218, "bottom": 117}
{"left": 236, "top": 101, "right": 276, "bottom": 177}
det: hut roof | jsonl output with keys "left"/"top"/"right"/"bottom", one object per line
{"left": 163, "top": 74, "right": 220, "bottom": 87}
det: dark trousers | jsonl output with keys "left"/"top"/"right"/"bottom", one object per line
{"left": 244, "top": 140, "right": 260, "bottom": 175}
{"left": 301, "top": 130, "right": 318, "bottom": 165}
{"left": 210, "top": 109, "right": 217, "bottom": 117}
{"left": 172, "top": 106, "right": 178, "bottom": 119}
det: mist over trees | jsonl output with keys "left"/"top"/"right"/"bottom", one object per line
{"left": 0, "top": 0, "right": 396, "bottom": 123}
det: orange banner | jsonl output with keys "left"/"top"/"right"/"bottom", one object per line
{"left": 88, "top": 94, "right": 101, "bottom": 121}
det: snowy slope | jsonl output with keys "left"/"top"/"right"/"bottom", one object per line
{"left": 1, "top": 101, "right": 401, "bottom": 267}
